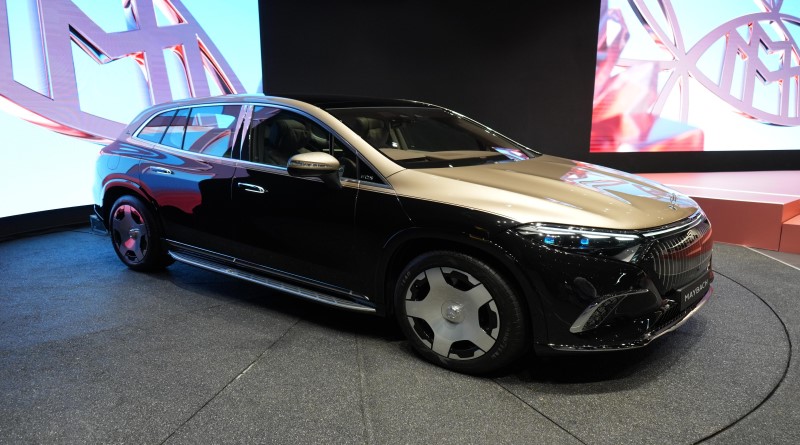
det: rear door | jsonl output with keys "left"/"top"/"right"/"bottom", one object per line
{"left": 136, "top": 104, "right": 246, "bottom": 253}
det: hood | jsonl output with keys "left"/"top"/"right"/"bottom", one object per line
{"left": 388, "top": 155, "right": 698, "bottom": 230}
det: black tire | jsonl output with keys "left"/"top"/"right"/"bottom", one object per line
{"left": 109, "top": 195, "right": 172, "bottom": 272}
{"left": 394, "top": 251, "right": 529, "bottom": 375}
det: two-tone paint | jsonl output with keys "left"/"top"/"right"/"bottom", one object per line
{"left": 94, "top": 94, "right": 713, "bottom": 353}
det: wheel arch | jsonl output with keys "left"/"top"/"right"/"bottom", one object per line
{"left": 100, "top": 180, "right": 156, "bottom": 227}
{"left": 104, "top": 183, "right": 173, "bottom": 271}
{"left": 376, "top": 228, "right": 548, "bottom": 344}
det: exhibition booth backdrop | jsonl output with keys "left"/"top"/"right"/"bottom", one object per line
{"left": 263, "top": 0, "right": 800, "bottom": 173}
{"left": 0, "top": 0, "right": 261, "bottom": 229}
{"left": 593, "top": 0, "right": 800, "bottom": 153}
{"left": 1, "top": 0, "right": 799, "bottom": 237}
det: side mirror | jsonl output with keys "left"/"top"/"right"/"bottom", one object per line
{"left": 287, "top": 152, "right": 342, "bottom": 189}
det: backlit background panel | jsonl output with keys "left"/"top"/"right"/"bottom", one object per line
{"left": 592, "top": 0, "right": 800, "bottom": 153}
{"left": 0, "top": 0, "right": 261, "bottom": 218}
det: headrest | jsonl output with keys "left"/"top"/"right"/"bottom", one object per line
{"left": 269, "top": 119, "right": 310, "bottom": 152}
{"left": 345, "top": 117, "right": 389, "bottom": 147}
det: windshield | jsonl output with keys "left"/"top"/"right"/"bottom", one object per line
{"left": 328, "top": 107, "right": 540, "bottom": 168}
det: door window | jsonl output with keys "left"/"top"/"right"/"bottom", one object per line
{"left": 183, "top": 105, "right": 240, "bottom": 157}
{"left": 332, "top": 136, "right": 358, "bottom": 180}
{"left": 160, "top": 108, "right": 190, "bottom": 149}
{"left": 246, "top": 107, "right": 369, "bottom": 183}
{"left": 246, "top": 107, "right": 329, "bottom": 167}
{"left": 136, "top": 105, "right": 241, "bottom": 158}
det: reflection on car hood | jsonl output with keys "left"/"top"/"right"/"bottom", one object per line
{"left": 389, "top": 155, "right": 698, "bottom": 230}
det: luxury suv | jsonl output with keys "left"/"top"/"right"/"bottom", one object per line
{"left": 93, "top": 94, "right": 713, "bottom": 374}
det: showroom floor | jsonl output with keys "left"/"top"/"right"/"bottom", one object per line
{"left": 1, "top": 228, "right": 798, "bottom": 444}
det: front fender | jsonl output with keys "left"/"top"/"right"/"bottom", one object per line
{"left": 373, "top": 203, "right": 549, "bottom": 344}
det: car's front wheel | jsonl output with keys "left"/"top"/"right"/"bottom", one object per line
{"left": 394, "top": 251, "right": 529, "bottom": 374}
{"left": 109, "top": 195, "right": 171, "bottom": 272}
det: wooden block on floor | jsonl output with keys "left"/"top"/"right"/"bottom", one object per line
{"left": 691, "top": 197, "right": 788, "bottom": 251}
{"left": 640, "top": 172, "right": 800, "bottom": 252}
{"left": 780, "top": 215, "right": 800, "bottom": 254}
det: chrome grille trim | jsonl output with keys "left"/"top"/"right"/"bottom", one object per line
{"left": 649, "top": 218, "right": 713, "bottom": 292}
{"left": 641, "top": 210, "right": 705, "bottom": 238}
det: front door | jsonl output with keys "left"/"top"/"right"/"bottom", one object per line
{"left": 231, "top": 106, "right": 359, "bottom": 292}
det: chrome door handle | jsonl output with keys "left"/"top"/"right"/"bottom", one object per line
{"left": 238, "top": 182, "right": 266, "bottom": 194}
{"left": 150, "top": 166, "right": 173, "bottom": 175}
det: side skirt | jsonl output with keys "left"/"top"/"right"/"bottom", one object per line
{"left": 168, "top": 250, "right": 377, "bottom": 314}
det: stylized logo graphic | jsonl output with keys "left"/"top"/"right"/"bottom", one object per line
{"left": 592, "top": 0, "right": 800, "bottom": 152}
{"left": 632, "top": 0, "right": 800, "bottom": 126}
{"left": 0, "top": 0, "right": 244, "bottom": 141}
{"left": 685, "top": 228, "right": 701, "bottom": 243}
{"left": 683, "top": 279, "right": 709, "bottom": 303}
{"left": 668, "top": 192, "right": 679, "bottom": 210}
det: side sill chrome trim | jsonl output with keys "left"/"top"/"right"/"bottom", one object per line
{"left": 547, "top": 286, "right": 713, "bottom": 352}
{"left": 168, "top": 251, "right": 376, "bottom": 314}
{"left": 165, "top": 239, "right": 358, "bottom": 296}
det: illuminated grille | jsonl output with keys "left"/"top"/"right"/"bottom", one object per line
{"left": 648, "top": 218, "right": 713, "bottom": 293}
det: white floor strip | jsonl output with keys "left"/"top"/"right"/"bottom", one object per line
{"left": 663, "top": 183, "right": 800, "bottom": 198}
{"left": 745, "top": 247, "right": 800, "bottom": 272}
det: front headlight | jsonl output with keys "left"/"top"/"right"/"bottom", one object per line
{"left": 515, "top": 223, "right": 644, "bottom": 262}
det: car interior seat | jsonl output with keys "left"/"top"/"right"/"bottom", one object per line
{"left": 344, "top": 117, "right": 389, "bottom": 148}
{"left": 265, "top": 119, "right": 311, "bottom": 167}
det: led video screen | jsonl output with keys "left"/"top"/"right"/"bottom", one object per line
{"left": 0, "top": 0, "right": 262, "bottom": 218}
{"left": 592, "top": 0, "right": 800, "bottom": 153}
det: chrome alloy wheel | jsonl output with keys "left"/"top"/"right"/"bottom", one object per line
{"left": 405, "top": 267, "right": 501, "bottom": 360}
{"left": 111, "top": 204, "right": 150, "bottom": 264}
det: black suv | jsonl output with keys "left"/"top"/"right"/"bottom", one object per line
{"left": 94, "top": 94, "right": 713, "bottom": 374}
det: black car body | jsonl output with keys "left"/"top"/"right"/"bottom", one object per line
{"left": 94, "top": 94, "right": 713, "bottom": 374}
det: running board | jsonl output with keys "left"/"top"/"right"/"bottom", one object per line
{"left": 168, "top": 251, "right": 376, "bottom": 313}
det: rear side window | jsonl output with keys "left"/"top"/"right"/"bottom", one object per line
{"left": 137, "top": 110, "right": 175, "bottom": 144}
{"left": 183, "top": 105, "right": 240, "bottom": 157}
{"left": 161, "top": 108, "right": 189, "bottom": 149}
{"left": 136, "top": 105, "right": 241, "bottom": 158}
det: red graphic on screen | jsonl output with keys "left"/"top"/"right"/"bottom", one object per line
{"left": 591, "top": 0, "right": 800, "bottom": 153}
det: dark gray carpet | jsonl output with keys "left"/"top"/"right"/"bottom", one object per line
{"left": 0, "top": 229, "right": 797, "bottom": 444}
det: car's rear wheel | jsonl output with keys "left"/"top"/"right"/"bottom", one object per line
{"left": 109, "top": 195, "right": 171, "bottom": 271}
{"left": 394, "top": 251, "right": 529, "bottom": 374}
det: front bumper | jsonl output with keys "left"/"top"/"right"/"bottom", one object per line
{"left": 499, "top": 215, "right": 714, "bottom": 352}
{"left": 547, "top": 285, "right": 712, "bottom": 351}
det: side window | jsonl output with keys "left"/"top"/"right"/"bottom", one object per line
{"left": 332, "top": 135, "right": 384, "bottom": 184}
{"left": 161, "top": 108, "right": 189, "bottom": 149}
{"left": 137, "top": 110, "right": 175, "bottom": 144}
{"left": 358, "top": 159, "right": 383, "bottom": 184}
{"left": 332, "top": 137, "right": 358, "bottom": 180}
{"left": 183, "top": 105, "right": 240, "bottom": 157}
{"left": 246, "top": 107, "right": 329, "bottom": 167}
{"left": 136, "top": 106, "right": 241, "bottom": 158}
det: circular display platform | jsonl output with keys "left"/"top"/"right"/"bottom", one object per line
{"left": 0, "top": 230, "right": 794, "bottom": 444}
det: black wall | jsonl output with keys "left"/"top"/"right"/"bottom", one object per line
{"left": 260, "top": 0, "right": 800, "bottom": 173}
{"left": 0, "top": 206, "right": 93, "bottom": 241}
